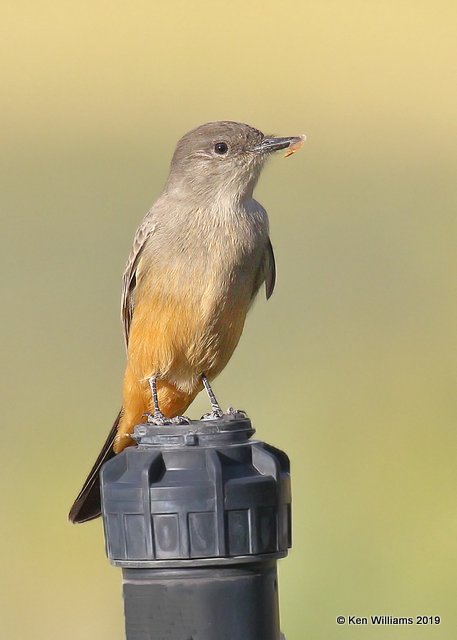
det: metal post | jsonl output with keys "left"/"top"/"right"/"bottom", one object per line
{"left": 100, "top": 414, "right": 291, "bottom": 640}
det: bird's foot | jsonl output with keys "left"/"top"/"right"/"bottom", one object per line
{"left": 145, "top": 411, "right": 191, "bottom": 426}
{"left": 226, "top": 406, "right": 248, "bottom": 419}
{"left": 201, "top": 407, "right": 224, "bottom": 421}
{"left": 170, "top": 415, "right": 191, "bottom": 425}
{"left": 200, "top": 407, "right": 248, "bottom": 420}
{"left": 144, "top": 410, "right": 172, "bottom": 426}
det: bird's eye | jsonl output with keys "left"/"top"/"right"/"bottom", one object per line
{"left": 214, "top": 142, "right": 228, "bottom": 155}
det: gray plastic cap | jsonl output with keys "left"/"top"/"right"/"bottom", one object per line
{"left": 100, "top": 415, "right": 291, "bottom": 567}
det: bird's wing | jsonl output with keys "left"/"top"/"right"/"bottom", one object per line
{"left": 264, "top": 237, "right": 276, "bottom": 299}
{"left": 121, "top": 214, "right": 155, "bottom": 348}
{"left": 252, "top": 237, "right": 276, "bottom": 301}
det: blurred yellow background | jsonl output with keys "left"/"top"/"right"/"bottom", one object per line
{"left": 1, "top": 1, "right": 457, "bottom": 638}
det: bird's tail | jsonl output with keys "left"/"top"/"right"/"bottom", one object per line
{"left": 68, "top": 410, "right": 121, "bottom": 524}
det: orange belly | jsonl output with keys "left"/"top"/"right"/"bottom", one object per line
{"left": 114, "top": 285, "right": 249, "bottom": 452}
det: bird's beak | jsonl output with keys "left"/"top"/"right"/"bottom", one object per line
{"left": 251, "top": 135, "right": 306, "bottom": 153}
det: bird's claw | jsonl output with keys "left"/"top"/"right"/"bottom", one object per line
{"left": 201, "top": 408, "right": 224, "bottom": 421}
{"left": 144, "top": 411, "right": 172, "bottom": 426}
{"left": 226, "top": 407, "right": 248, "bottom": 419}
{"left": 144, "top": 412, "right": 191, "bottom": 426}
{"left": 170, "top": 415, "right": 191, "bottom": 425}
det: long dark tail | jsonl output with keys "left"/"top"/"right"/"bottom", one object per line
{"left": 68, "top": 410, "right": 121, "bottom": 523}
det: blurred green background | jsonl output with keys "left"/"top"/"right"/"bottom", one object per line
{"left": 1, "top": 1, "right": 457, "bottom": 638}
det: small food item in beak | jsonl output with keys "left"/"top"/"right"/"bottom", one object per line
{"left": 284, "top": 135, "right": 306, "bottom": 158}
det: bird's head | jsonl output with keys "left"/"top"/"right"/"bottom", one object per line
{"left": 166, "top": 121, "right": 304, "bottom": 203}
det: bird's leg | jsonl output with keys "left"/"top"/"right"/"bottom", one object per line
{"left": 200, "top": 374, "right": 224, "bottom": 420}
{"left": 145, "top": 376, "right": 170, "bottom": 425}
{"left": 145, "top": 377, "right": 190, "bottom": 426}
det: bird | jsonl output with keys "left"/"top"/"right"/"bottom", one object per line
{"left": 69, "top": 121, "right": 304, "bottom": 523}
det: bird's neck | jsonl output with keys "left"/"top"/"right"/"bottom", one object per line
{"left": 165, "top": 172, "right": 259, "bottom": 210}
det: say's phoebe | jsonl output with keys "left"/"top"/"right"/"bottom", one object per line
{"left": 69, "top": 121, "right": 303, "bottom": 523}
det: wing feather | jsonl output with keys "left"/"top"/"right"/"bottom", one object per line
{"left": 252, "top": 237, "right": 276, "bottom": 301}
{"left": 264, "top": 237, "right": 276, "bottom": 299}
{"left": 121, "top": 215, "right": 155, "bottom": 347}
